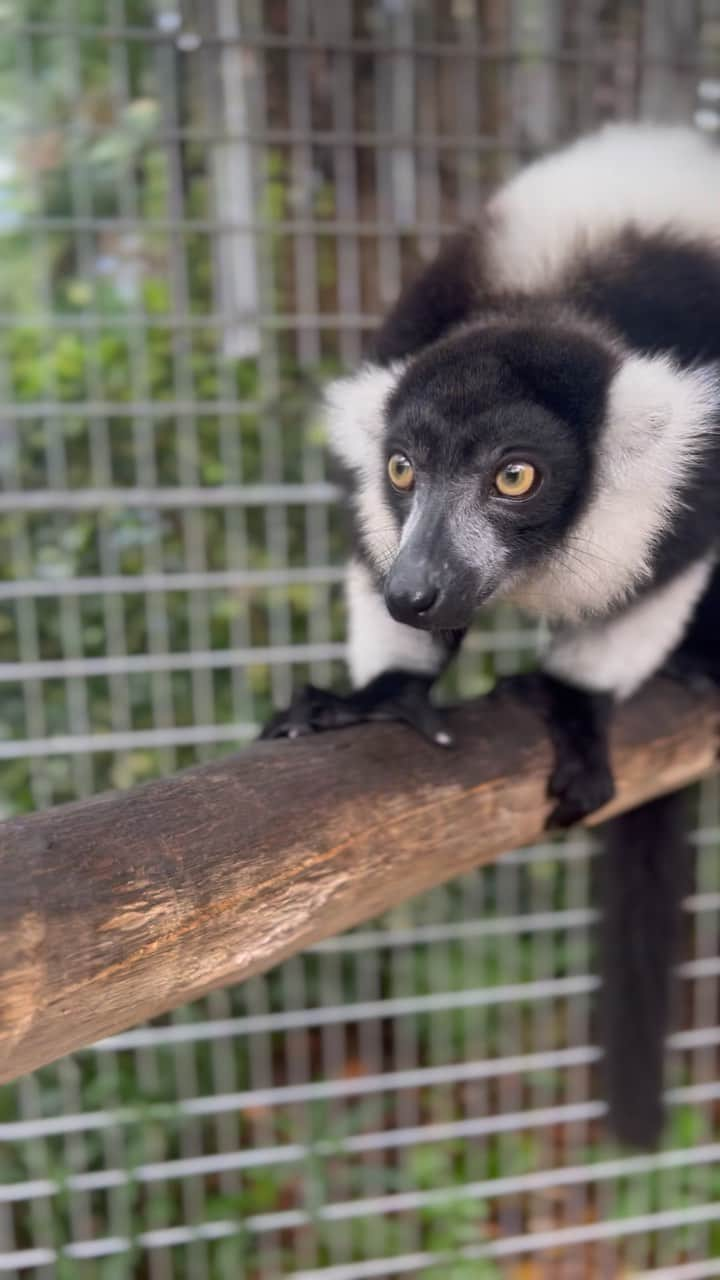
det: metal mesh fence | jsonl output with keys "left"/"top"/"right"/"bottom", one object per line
{"left": 1, "top": 1, "right": 720, "bottom": 1276}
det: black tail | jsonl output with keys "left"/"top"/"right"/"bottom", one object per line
{"left": 598, "top": 790, "right": 693, "bottom": 1148}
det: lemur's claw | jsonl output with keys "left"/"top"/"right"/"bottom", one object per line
{"left": 367, "top": 691, "right": 453, "bottom": 747}
{"left": 259, "top": 685, "right": 362, "bottom": 740}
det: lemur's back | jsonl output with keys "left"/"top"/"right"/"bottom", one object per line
{"left": 489, "top": 124, "right": 720, "bottom": 366}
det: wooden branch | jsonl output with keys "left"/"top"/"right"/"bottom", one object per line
{"left": 1, "top": 677, "right": 718, "bottom": 1084}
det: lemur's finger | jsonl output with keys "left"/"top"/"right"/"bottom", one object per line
{"left": 389, "top": 696, "right": 454, "bottom": 747}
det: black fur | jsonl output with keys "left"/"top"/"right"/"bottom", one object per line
{"left": 374, "top": 229, "right": 481, "bottom": 365}
{"left": 541, "top": 678, "right": 615, "bottom": 827}
{"left": 568, "top": 227, "right": 720, "bottom": 366}
{"left": 672, "top": 563, "right": 720, "bottom": 683}
{"left": 599, "top": 791, "right": 693, "bottom": 1148}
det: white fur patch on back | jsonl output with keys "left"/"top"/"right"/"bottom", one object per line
{"left": 346, "top": 558, "right": 445, "bottom": 686}
{"left": 542, "top": 555, "right": 714, "bottom": 699}
{"left": 488, "top": 124, "right": 720, "bottom": 292}
{"left": 325, "top": 363, "right": 404, "bottom": 571}
{"left": 508, "top": 355, "right": 720, "bottom": 622}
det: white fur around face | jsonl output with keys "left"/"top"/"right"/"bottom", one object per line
{"left": 325, "top": 363, "right": 405, "bottom": 573}
{"left": 507, "top": 355, "right": 720, "bottom": 622}
{"left": 542, "top": 555, "right": 714, "bottom": 700}
{"left": 488, "top": 124, "right": 720, "bottom": 292}
{"left": 346, "top": 558, "right": 445, "bottom": 687}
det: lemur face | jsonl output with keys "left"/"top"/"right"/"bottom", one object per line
{"left": 378, "top": 323, "right": 608, "bottom": 630}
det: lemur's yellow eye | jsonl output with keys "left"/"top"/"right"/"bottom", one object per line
{"left": 388, "top": 453, "right": 415, "bottom": 492}
{"left": 494, "top": 461, "right": 538, "bottom": 498}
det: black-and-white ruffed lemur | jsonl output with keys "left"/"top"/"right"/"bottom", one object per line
{"left": 263, "top": 124, "right": 720, "bottom": 1148}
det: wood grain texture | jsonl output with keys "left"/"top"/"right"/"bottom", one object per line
{"left": 1, "top": 676, "right": 718, "bottom": 1083}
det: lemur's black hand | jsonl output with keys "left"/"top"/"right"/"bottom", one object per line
{"left": 547, "top": 750, "right": 615, "bottom": 828}
{"left": 259, "top": 670, "right": 453, "bottom": 748}
{"left": 542, "top": 677, "right": 615, "bottom": 828}
{"left": 495, "top": 673, "right": 615, "bottom": 828}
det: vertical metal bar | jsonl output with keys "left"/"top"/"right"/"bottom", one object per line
{"left": 454, "top": 2, "right": 482, "bottom": 222}
{"left": 375, "top": 3, "right": 411, "bottom": 310}
{"left": 509, "top": 0, "right": 562, "bottom": 157}
{"left": 16, "top": 1075, "right": 59, "bottom": 1280}
{"left": 242, "top": 0, "right": 293, "bottom": 710}
{"left": 239, "top": 973, "right": 284, "bottom": 1277}
{"left": 213, "top": 0, "right": 261, "bottom": 360}
{"left": 288, "top": 0, "right": 333, "bottom": 690}
{"left": 155, "top": 14, "right": 216, "bottom": 774}
{"left": 415, "top": 5, "right": 441, "bottom": 263}
{"left": 641, "top": 0, "right": 702, "bottom": 122}
{"left": 153, "top": 15, "right": 212, "bottom": 1278}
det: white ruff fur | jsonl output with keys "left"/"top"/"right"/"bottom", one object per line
{"left": 325, "top": 364, "right": 404, "bottom": 571}
{"left": 543, "top": 556, "right": 715, "bottom": 699}
{"left": 488, "top": 124, "right": 720, "bottom": 292}
{"left": 508, "top": 356, "right": 720, "bottom": 622}
{"left": 346, "top": 559, "right": 444, "bottom": 686}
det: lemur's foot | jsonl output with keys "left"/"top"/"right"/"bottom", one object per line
{"left": 259, "top": 670, "right": 453, "bottom": 748}
{"left": 547, "top": 755, "right": 615, "bottom": 828}
{"left": 494, "top": 672, "right": 616, "bottom": 828}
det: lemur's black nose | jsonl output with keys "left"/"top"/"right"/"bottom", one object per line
{"left": 384, "top": 575, "right": 439, "bottom": 624}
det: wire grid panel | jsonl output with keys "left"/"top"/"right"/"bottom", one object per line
{"left": 1, "top": 1, "right": 720, "bottom": 1276}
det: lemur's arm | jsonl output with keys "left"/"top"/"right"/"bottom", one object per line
{"left": 261, "top": 558, "right": 464, "bottom": 745}
{"left": 537, "top": 557, "right": 714, "bottom": 825}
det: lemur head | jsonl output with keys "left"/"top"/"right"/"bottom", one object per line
{"left": 376, "top": 320, "right": 612, "bottom": 629}
{"left": 327, "top": 233, "right": 718, "bottom": 628}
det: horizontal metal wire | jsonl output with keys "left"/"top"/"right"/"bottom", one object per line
{"left": 93, "top": 964, "right": 720, "bottom": 1050}
{"left": 4, "top": 1060, "right": 718, "bottom": 1145}
{"left": 308, "top": 904, "right": 596, "bottom": 950}
{"left": 0, "top": 642, "right": 348, "bottom": 681}
{"left": 4, "top": 1100, "right": 720, "bottom": 1216}
{"left": 0, "top": 566, "right": 346, "bottom": 599}
{"left": 4, "top": 398, "right": 268, "bottom": 417}
{"left": 94, "top": 980, "right": 601, "bottom": 1047}
{"left": 3, "top": 1196, "right": 720, "bottom": 1273}
{"left": 0, "top": 121, "right": 519, "bottom": 150}
{"left": 289, "top": 1203, "right": 720, "bottom": 1277}
{"left": 0, "top": 1104, "right": 611, "bottom": 1187}
{"left": 0, "top": 724, "right": 257, "bottom": 758}
{"left": 0, "top": 1048, "right": 603, "bottom": 1142}
{"left": 678, "top": 956, "right": 720, "bottom": 979}
{"left": 5, "top": 18, "right": 718, "bottom": 80}
{"left": 2, "top": 1143, "right": 718, "bottom": 1253}
{"left": 9, "top": 19, "right": 708, "bottom": 64}
{"left": 635, "top": 1264, "right": 720, "bottom": 1280}
{"left": 7, "top": 215, "right": 462, "bottom": 237}
{"left": 0, "top": 310, "right": 379, "bottom": 331}
{"left": 0, "top": 483, "right": 338, "bottom": 511}
{"left": 0, "top": 632, "right": 537, "bottom": 679}
{"left": 309, "top": 890, "right": 720, "bottom": 951}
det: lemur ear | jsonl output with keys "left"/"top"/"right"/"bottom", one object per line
{"left": 605, "top": 354, "right": 719, "bottom": 465}
{"left": 373, "top": 229, "right": 481, "bottom": 365}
